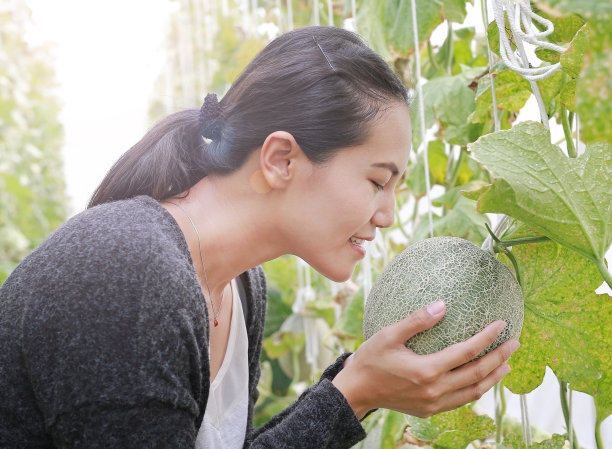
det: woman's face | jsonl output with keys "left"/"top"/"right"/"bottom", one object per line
{"left": 290, "top": 103, "right": 412, "bottom": 282}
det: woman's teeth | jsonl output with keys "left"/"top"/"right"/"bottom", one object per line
{"left": 350, "top": 237, "right": 364, "bottom": 246}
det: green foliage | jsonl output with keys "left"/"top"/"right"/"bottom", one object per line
{"left": 500, "top": 433, "right": 566, "bottom": 449}
{"left": 404, "top": 404, "right": 496, "bottom": 449}
{"left": 496, "top": 226, "right": 611, "bottom": 422}
{"left": 0, "top": 2, "right": 68, "bottom": 285}
{"left": 466, "top": 122, "right": 611, "bottom": 270}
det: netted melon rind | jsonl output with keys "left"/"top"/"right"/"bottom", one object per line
{"left": 363, "top": 237, "right": 523, "bottom": 356}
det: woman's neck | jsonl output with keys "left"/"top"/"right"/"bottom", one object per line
{"left": 162, "top": 164, "right": 288, "bottom": 298}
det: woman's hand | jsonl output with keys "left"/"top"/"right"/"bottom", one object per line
{"left": 331, "top": 301, "right": 520, "bottom": 420}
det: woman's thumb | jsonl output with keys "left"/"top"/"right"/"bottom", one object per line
{"left": 388, "top": 301, "right": 446, "bottom": 345}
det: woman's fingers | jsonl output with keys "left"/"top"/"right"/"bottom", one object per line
{"left": 385, "top": 301, "right": 447, "bottom": 346}
{"left": 433, "top": 361, "right": 513, "bottom": 416}
{"left": 443, "top": 338, "right": 519, "bottom": 391}
{"left": 426, "top": 320, "right": 509, "bottom": 372}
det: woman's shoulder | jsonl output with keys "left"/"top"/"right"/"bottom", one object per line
{"left": 2, "top": 196, "right": 196, "bottom": 308}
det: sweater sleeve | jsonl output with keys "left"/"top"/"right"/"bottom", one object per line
{"left": 19, "top": 203, "right": 209, "bottom": 448}
{"left": 240, "top": 268, "right": 366, "bottom": 449}
{"left": 244, "top": 354, "right": 366, "bottom": 449}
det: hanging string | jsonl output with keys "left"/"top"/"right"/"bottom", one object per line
{"left": 287, "top": 0, "right": 293, "bottom": 30}
{"left": 492, "top": 0, "right": 567, "bottom": 128}
{"left": 251, "top": 0, "right": 259, "bottom": 34}
{"left": 351, "top": 0, "right": 357, "bottom": 30}
{"left": 492, "top": 0, "right": 564, "bottom": 81}
{"left": 313, "top": 0, "right": 320, "bottom": 25}
{"left": 482, "top": 0, "right": 501, "bottom": 132}
{"left": 327, "top": 0, "right": 333, "bottom": 26}
{"left": 520, "top": 394, "right": 533, "bottom": 445}
{"left": 409, "top": 0, "right": 434, "bottom": 239}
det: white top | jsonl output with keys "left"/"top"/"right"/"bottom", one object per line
{"left": 196, "top": 279, "right": 249, "bottom": 449}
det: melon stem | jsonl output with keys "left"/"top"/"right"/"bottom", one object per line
{"left": 559, "top": 381, "right": 580, "bottom": 449}
{"left": 595, "top": 258, "right": 612, "bottom": 291}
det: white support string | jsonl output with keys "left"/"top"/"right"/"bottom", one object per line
{"left": 492, "top": 0, "right": 564, "bottom": 81}
{"left": 287, "top": 0, "right": 293, "bottom": 30}
{"left": 492, "top": 0, "right": 568, "bottom": 128}
{"left": 327, "top": 0, "right": 333, "bottom": 26}
{"left": 409, "top": 0, "right": 434, "bottom": 239}
{"left": 520, "top": 394, "right": 533, "bottom": 445}
{"left": 482, "top": 0, "right": 501, "bottom": 132}
{"left": 351, "top": 0, "right": 357, "bottom": 30}
{"left": 313, "top": 0, "right": 320, "bottom": 25}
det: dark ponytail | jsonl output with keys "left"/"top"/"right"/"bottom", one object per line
{"left": 88, "top": 26, "right": 409, "bottom": 208}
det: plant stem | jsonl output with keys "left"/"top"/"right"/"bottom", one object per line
{"left": 495, "top": 382, "right": 507, "bottom": 443}
{"left": 595, "top": 258, "right": 612, "bottom": 290}
{"left": 595, "top": 419, "right": 604, "bottom": 449}
{"left": 559, "top": 381, "right": 580, "bottom": 449}
{"left": 446, "top": 21, "right": 454, "bottom": 74}
{"left": 427, "top": 40, "right": 441, "bottom": 73}
{"left": 560, "top": 107, "right": 577, "bottom": 158}
{"left": 447, "top": 147, "right": 466, "bottom": 188}
{"left": 499, "top": 236, "right": 551, "bottom": 247}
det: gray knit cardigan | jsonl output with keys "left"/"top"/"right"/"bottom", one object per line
{"left": 0, "top": 195, "right": 366, "bottom": 448}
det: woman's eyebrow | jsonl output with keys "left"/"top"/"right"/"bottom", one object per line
{"left": 371, "top": 162, "right": 399, "bottom": 176}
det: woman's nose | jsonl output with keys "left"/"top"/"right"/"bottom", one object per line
{"left": 371, "top": 193, "right": 395, "bottom": 229}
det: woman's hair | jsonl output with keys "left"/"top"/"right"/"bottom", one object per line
{"left": 88, "top": 26, "right": 409, "bottom": 208}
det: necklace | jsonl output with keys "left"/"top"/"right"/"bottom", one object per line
{"left": 165, "top": 200, "right": 224, "bottom": 327}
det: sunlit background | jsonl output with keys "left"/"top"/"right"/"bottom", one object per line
{"left": 2, "top": 0, "right": 611, "bottom": 447}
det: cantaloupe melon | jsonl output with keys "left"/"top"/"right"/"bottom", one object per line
{"left": 363, "top": 237, "right": 523, "bottom": 356}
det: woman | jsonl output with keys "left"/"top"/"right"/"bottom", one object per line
{"left": 0, "top": 26, "right": 518, "bottom": 448}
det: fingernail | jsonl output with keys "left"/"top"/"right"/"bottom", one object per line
{"left": 502, "top": 364, "right": 511, "bottom": 375}
{"left": 496, "top": 321, "right": 507, "bottom": 333}
{"left": 509, "top": 340, "right": 520, "bottom": 352}
{"left": 427, "top": 301, "right": 445, "bottom": 316}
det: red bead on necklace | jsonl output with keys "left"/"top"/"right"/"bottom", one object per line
{"left": 214, "top": 319, "right": 219, "bottom": 327}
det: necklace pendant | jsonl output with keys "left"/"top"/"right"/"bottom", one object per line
{"left": 214, "top": 319, "right": 219, "bottom": 327}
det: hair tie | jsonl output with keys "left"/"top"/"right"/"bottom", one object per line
{"left": 199, "top": 93, "right": 223, "bottom": 141}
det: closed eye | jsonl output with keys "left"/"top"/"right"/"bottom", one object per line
{"left": 371, "top": 181, "right": 384, "bottom": 191}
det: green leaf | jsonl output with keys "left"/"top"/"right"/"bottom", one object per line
{"left": 537, "top": 0, "right": 612, "bottom": 17}
{"left": 384, "top": 0, "right": 443, "bottom": 56}
{"left": 432, "top": 180, "right": 488, "bottom": 209}
{"left": 412, "top": 195, "right": 490, "bottom": 245}
{"left": 559, "top": 78, "right": 576, "bottom": 111}
{"left": 262, "top": 330, "right": 305, "bottom": 359}
{"left": 487, "top": 20, "right": 515, "bottom": 57}
{"left": 404, "top": 142, "right": 448, "bottom": 197}
{"left": 501, "top": 433, "right": 566, "bottom": 449}
{"left": 495, "top": 69, "right": 532, "bottom": 110}
{"left": 381, "top": 410, "right": 407, "bottom": 448}
{"left": 466, "top": 122, "right": 612, "bottom": 266}
{"left": 470, "top": 68, "right": 531, "bottom": 124}
{"left": 440, "top": 0, "right": 470, "bottom": 23}
{"left": 535, "top": 47, "right": 561, "bottom": 64}
{"left": 405, "top": 404, "right": 496, "bottom": 449}
{"left": 411, "top": 70, "right": 482, "bottom": 148}
{"left": 531, "top": 9, "right": 585, "bottom": 44}
{"left": 335, "top": 287, "right": 364, "bottom": 339}
{"left": 357, "top": 0, "right": 392, "bottom": 61}
{"left": 575, "top": 18, "right": 612, "bottom": 143}
{"left": 536, "top": 70, "right": 563, "bottom": 117}
{"left": 499, "top": 236, "right": 612, "bottom": 420}
{"left": 264, "top": 287, "right": 293, "bottom": 338}
{"left": 427, "top": 140, "right": 449, "bottom": 185}
{"left": 560, "top": 23, "right": 588, "bottom": 78}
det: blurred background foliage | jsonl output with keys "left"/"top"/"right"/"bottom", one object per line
{"left": 0, "top": 0, "right": 68, "bottom": 284}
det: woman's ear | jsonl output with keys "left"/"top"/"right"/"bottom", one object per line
{"left": 259, "top": 131, "right": 301, "bottom": 190}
